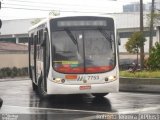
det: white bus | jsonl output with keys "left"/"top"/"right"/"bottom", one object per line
{"left": 28, "top": 15, "right": 119, "bottom": 98}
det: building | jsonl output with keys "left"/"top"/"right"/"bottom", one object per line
{"left": 123, "top": 2, "right": 141, "bottom": 12}
{"left": 123, "top": 2, "right": 160, "bottom": 13}
{"left": 0, "top": 13, "right": 159, "bottom": 65}
{"left": 0, "top": 18, "right": 37, "bottom": 44}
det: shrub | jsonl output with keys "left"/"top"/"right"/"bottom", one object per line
{"left": 147, "top": 42, "right": 160, "bottom": 70}
{"left": 0, "top": 67, "right": 28, "bottom": 78}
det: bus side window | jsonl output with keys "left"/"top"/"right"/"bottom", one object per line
{"left": 30, "top": 34, "right": 34, "bottom": 67}
{"left": 39, "top": 30, "right": 43, "bottom": 61}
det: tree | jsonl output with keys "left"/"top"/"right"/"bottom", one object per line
{"left": 49, "top": 10, "right": 60, "bottom": 16}
{"left": 31, "top": 18, "right": 43, "bottom": 25}
{"left": 146, "top": 12, "right": 160, "bottom": 26}
{"left": 147, "top": 42, "right": 160, "bottom": 70}
{"left": 146, "top": 11, "right": 160, "bottom": 53}
{"left": 140, "top": 0, "right": 144, "bottom": 70}
{"left": 125, "top": 32, "right": 146, "bottom": 66}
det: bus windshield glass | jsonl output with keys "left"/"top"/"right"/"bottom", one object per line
{"left": 52, "top": 29, "right": 115, "bottom": 74}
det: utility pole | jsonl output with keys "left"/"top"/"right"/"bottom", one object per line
{"left": 149, "top": 0, "right": 155, "bottom": 53}
{"left": 0, "top": 1, "right": 3, "bottom": 109}
{"left": 0, "top": 1, "right": 2, "bottom": 29}
{"left": 140, "top": 0, "right": 144, "bottom": 69}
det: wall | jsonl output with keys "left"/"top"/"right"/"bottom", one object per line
{"left": 0, "top": 52, "right": 28, "bottom": 68}
{"left": 120, "top": 77, "right": 160, "bottom": 93}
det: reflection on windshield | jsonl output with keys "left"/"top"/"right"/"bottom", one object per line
{"left": 52, "top": 29, "right": 115, "bottom": 73}
{"left": 64, "top": 29, "right": 79, "bottom": 52}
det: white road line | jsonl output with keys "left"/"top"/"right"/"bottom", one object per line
{"left": 2, "top": 104, "right": 160, "bottom": 115}
{"left": 118, "top": 105, "right": 160, "bottom": 114}
{"left": 75, "top": 106, "right": 160, "bottom": 120}
{"left": 1, "top": 105, "right": 109, "bottom": 114}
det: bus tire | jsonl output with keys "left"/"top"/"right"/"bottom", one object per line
{"left": 92, "top": 93, "right": 109, "bottom": 97}
{"left": 38, "top": 75, "right": 47, "bottom": 99}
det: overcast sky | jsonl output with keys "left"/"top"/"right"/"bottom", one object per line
{"left": 0, "top": 0, "right": 152, "bottom": 20}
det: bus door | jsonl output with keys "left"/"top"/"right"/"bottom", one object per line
{"left": 39, "top": 28, "right": 50, "bottom": 91}
{"left": 32, "top": 33, "right": 38, "bottom": 83}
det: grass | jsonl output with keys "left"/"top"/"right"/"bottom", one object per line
{"left": 120, "top": 70, "right": 160, "bottom": 78}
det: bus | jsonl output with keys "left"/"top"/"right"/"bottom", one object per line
{"left": 28, "top": 15, "right": 119, "bottom": 98}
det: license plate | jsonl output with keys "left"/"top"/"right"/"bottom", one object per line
{"left": 79, "top": 85, "right": 91, "bottom": 90}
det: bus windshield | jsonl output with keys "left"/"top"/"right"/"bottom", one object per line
{"left": 52, "top": 29, "right": 115, "bottom": 74}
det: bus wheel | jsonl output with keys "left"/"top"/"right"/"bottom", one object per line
{"left": 92, "top": 93, "right": 109, "bottom": 97}
{"left": 38, "top": 75, "right": 47, "bottom": 99}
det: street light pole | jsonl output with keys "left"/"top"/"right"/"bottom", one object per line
{"left": 149, "top": 0, "right": 155, "bottom": 53}
{"left": 140, "top": 0, "right": 144, "bottom": 69}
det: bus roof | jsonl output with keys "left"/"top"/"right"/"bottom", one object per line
{"left": 28, "top": 14, "right": 115, "bottom": 32}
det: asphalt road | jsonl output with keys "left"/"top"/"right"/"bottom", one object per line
{"left": 0, "top": 79, "right": 160, "bottom": 120}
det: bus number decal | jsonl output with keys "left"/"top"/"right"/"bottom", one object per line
{"left": 77, "top": 76, "right": 99, "bottom": 81}
{"left": 88, "top": 76, "right": 99, "bottom": 80}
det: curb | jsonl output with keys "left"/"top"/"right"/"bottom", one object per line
{"left": 1, "top": 77, "right": 160, "bottom": 93}
{"left": 120, "top": 77, "right": 160, "bottom": 93}
{"left": 0, "top": 77, "right": 30, "bottom": 82}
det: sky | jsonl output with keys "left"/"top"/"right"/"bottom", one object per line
{"left": 0, "top": 0, "right": 152, "bottom": 20}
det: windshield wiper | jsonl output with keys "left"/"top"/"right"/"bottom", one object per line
{"left": 64, "top": 29, "right": 79, "bottom": 52}
{"left": 98, "top": 28, "right": 113, "bottom": 49}
{"left": 98, "top": 28, "right": 113, "bottom": 41}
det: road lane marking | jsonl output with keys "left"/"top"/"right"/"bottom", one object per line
{"left": 76, "top": 106, "right": 160, "bottom": 120}
{"left": 118, "top": 105, "right": 160, "bottom": 114}
{"left": 1, "top": 105, "right": 110, "bottom": 114}
{"left": 1, "top": 104, "right": 160, "bottom": 115}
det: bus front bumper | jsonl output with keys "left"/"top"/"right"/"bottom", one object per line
{"left": 47, "top": 79, "right": 119, "bottom": 95}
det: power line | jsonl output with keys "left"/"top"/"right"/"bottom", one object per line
{"left": 2, "top": 6, "right": 51, "bottom": 11}
{"left": 2, "top": 2, "right": 110, "bottom": 10}
{"left": 2, "top": 2, "right": 53, "bottom": 8}
{"left": 2, "top": 6, "right": 108, "bottom": 14}
{"left": 5, "top": 0, "right": 102, "bottom": 8}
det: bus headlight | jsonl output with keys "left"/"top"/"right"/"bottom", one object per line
{"left": 105, "top": 76, "right": 117, "bottom": 82}
{"left": 52, "top": 78, "right": 65, "bottom": 84}
{"left": 108, "top": 76, "right": 117, "bottom": 81}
